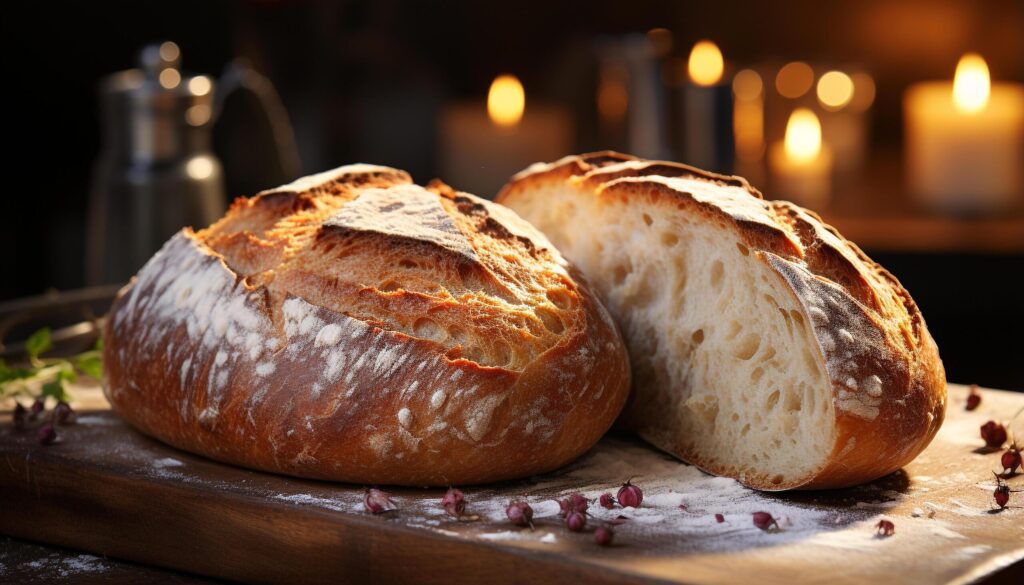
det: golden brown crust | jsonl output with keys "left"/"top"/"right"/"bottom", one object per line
{"left": 103, "top": 164, "right": 630, "bottom": 485}
{"left": 498, "top": 152, "right": 947, "bottom": 490}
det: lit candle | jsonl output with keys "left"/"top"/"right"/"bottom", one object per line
{"left": 732, "top": 68, "right": 765, "bottom": 184}
{"left": 679, "top": 40, "right": 734, "bottom": 173}
{"left": 440, "top": 75, "right": 572, "bottom": 198}
{"left": 905, "top": 53, "right": 1024, "bottom": 213}
{"left": 817, "top": 70, "right": 873, "bottom": 173}
{"left": 769, "top": 108, "right": 833, "bottom": 209}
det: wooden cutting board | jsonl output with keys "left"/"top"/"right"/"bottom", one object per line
{"left": 1, "top": 383, "right": 1022, "bottom": 584}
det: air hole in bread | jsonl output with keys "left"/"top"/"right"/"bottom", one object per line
{"left": 751, "top": 367, "right": 764, "bottom": 382}
{"left": 611, "top": 262, "right": 631, "bottom": 285}
{"left": 766, "top": 389, "right": 780, "bottom": 410}
{"left": 736, "top": 242, "right": 749, "bottom": 256}
{"left": 413, "top": 317, "right": 445, "bottom": 342}
{"left": 771, "top": 474, "right": 784, "bottom": 485}
{"left": 661, "top": 232, "right": 679, "bottom": 247}
{"left": 546, "top": 289, "right": 572, "bottom": 310}
{"left": 790, "top": 310, "right": 805, "bottom": 328}
{"left": 733, "top": 332, "right": 761, "bottom": 360}
{"left": 784, "top": 390, "right": 802, "bottom": 412}
{"left": 536, "top": 307, "right": 565, "bottom": 334}
{"left": 710, "top": 260, "right": 724, "bottom": 290}
{"left": 642, "top": 213, "right": 653, "bottom": 226}
{"left": 379, "top": 280, "right": 400, "bottom": 292}
{"left": 492, "top": 341, "right": 512, "bottom": 366}
{"left": 725, "top": 320, "right": 742, "bottom": 341}
{"left": 399, "top": 259, "right": 418, "bottom": 269}
{"left": 448, "top": 326, "right": 470, "bottom": 345}
{"left": 691, "top": 329, "right": 705, "bottom": 344}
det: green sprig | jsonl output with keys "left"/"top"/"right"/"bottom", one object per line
{"left": 1, "top": 327, "right": 103, "bottom": 403}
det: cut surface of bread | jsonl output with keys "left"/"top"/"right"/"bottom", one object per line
{"left": 103, "top": 164, "right": 630, "bottom": 485}
{"left": 498, "top": 152, "right": 946, "bottom": 490}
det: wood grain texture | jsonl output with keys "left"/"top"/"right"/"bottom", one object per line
{"left": 1, "top": 384, "right": 1022, "bottom": 585}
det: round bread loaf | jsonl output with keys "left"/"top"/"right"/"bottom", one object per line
{"left": 498, "top": 152, "right": 946, "bottom": 490}
{"left": 102, "top": 164, "right": 630, "bottom": 485}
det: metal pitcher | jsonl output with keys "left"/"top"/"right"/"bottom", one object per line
{"left": 86, "top": 41, "right": 300, "bottom": 285}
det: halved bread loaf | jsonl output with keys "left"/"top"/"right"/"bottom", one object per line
{"left": 103, "top": 164, "right": 630, "bottom": 485}
{"left": 498, "top": 152, "right": 946, "bottom": 490}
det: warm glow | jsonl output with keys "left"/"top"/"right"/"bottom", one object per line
{"left": 159, "top": 41, "right": 180, "bottom": 62}
{"left": 688, "top": 40, "right": 724, "bottom": 86}
{"left": 732, "top": 69, "right": 763, "bottom": 101}
{"left": 647, "top": 28, "right": 673, "bottom": 57}
{"left": 817, "top": 71, "right": 854, "bottom": 111}
{"left": 487, "top": 74, "right": 525, "bottom": 127}
{"left": 776, "top": 62, "right": 814, "bottom": 99}
{"left": 188, "top": 76, "right": 212, "bottom": 96}
{"left": 784, "top": 108, "right": 822, "bottom": 163}
{"left": 849, "top": 73, "right": 876, "bottom": 113}
{"left": 186, "top": 158, "right": 214, "bottom": 180}
{"left": 597, "top": 66, "right": 628, "bottom": 124}
{"left": 158, "top": 68, "right": 181, "bottom": 89}
{"left": 952, "top": 53, "right": 990, "bottom": 114}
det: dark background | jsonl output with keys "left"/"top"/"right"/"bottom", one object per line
{"left": 2, "top": 0, "right": 1022, "bottom": 389}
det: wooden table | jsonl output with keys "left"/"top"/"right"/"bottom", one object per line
{"left": 1, "top": 383, "right": 1022, "bottom": 584}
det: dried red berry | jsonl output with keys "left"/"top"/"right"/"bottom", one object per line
{"left": 1001, "top": 446, "right": 1021, "bottom": 474}
{"left": 715, "top": 513, "right": 725, "bottom": 523}
{"left": 54, "top": 401, "right": 75, "bottom": 425}
{"left": 363, "top": 488, "right": 396, "bottom": 514}
{"left": 875, "top": 519, "right": 895, "bottom": 537}
{"left": 980, "top": 421, "right": 1008, "bottom": 449}
{"left": 752, "top": 511, "right": 778, "bottom": 531}
{"left": 506, "top": 501, "right": 533, "bottom": 527}
{"left": 993, "top": 473, "right": 1010, "bottom": 509}
{"left": 594, "top": 525, "right": 614, "bottom": 546}
{"left": 29, "top": 398, "right": 44, "bottom": 421}
{"left": 599, "top": 493, "right": 616, "bottom": 509}
{"left": 559, "top": 493, "right": 589, "bottom": 517}
{"left": 13, "top": 403, "right": 27, "bottom": 430}
{"left": 965, "top": 385, "right": 981, "bottom": 411}
{"left": 441, "top": 487, "right": 466, "bottom": 518}
{"left": 566, "top": 510, "right": 587, "bottom": 532}
{"left": 678, "top": 502, "right": 688, "bottom": 511}
{"left": 38, "top": 423, "right": 57, "bottom": 445}
{"left": 617, "top": 479, "right": 643, "bottom": 508}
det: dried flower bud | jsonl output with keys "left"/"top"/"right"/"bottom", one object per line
{"left": 980, "top": 421, "right": 1008, "bottom": 449}
{"left": 752, "top": 511, "right": 778, "bottom": 531}
{"left": 38, "top": 423, "right": 57, "bottom": 445}
{"left": 441, "top": 487, "right": 466, "bottom": 518}
{"left": 570, "top": 493, "right": 589, "bottom": 514}
{"left": 54, "top": 401, "right": 75, "bottom": 425}
{"left": 506, "top": 501, "right": 533, "bottom": 527}
{"left": 965, "top": 385, "right": 981, "bottom": 411}
{"left": 994, "top": 484, "right": 1010, "bottom": 509}
{"left": 1001, "top": 446, "right": 1021, "bottom": 474}
{"left": 617, "top": 479, "right": 643, "bottom": 508}
{"left": 594, "top": 525, "right": 614, "bottom": 546}
{"left": 599, "top": 493, "right": 616, "bottom": 509}
{"left": 29, "top": 398, "right": 44, "bottom": 421}
{"left": 363, "top": 488, "right": 396, "bottom": 514}
{"left": 566, "top": 510, "right": 587, "bottom": 532}
{"left": 13, "top": 403, "right": 27, "bottom": 430}
{"left": 559, "top": 493, "right": 588, "bottom": 517}
{"left": 875, "top": 519, "right": 895, "bottom": 537}
{"left": 715, "top": 513, "right": 725, "bottom": 523}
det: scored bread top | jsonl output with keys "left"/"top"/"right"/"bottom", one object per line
{"left": 103, "top": 163, "right": 630, "bottom": 485}
{"left": 500, "top": 152, "right": 947, "bottom": 489}
{"left": 199, "top": 165, "right": 576, "bottom": 370}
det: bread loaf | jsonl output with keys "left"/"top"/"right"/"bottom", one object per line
{"left": 497, "top": 152, "right": 946, "bottom": 490}
{"left": 102, "top": 164, "right": 630, "bottom": 485}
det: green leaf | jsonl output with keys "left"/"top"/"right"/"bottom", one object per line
{"left": 75, "top": 353, "right": 103, "bottom": 380}
{"left": 26, "top": 328, "right": 52, "bottom": 360}
{"left": 0, "top": 359, "right": 36, "bottom": 384}
{"left": 41, "top": 378, "right": 71, "bottom": 403}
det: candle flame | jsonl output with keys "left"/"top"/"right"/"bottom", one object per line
{"left": 688, "top": 41, "right": 724, "bottom": 86}
{"left": 488, "top": 74, "right": 525, "bottom": 127}
{"left": 784, "top": 108, "right": 822, "bottom": 163}
{"left": 952, "top": 53, "right": 990, "bottom": 114}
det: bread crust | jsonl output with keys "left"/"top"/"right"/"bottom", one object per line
{"left": 103, "top": 164, "right": 630, "bottom": 485}
{"left": 498, "top": 152, "right": 947, "bottom": 490}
